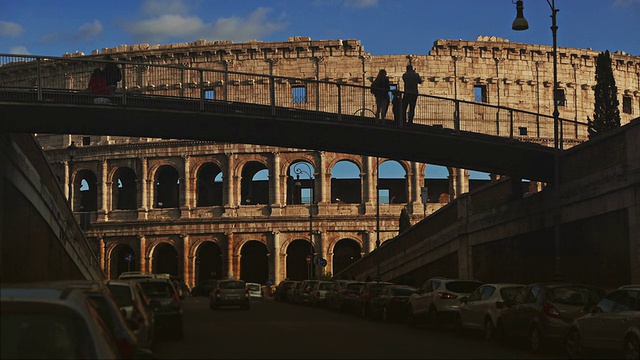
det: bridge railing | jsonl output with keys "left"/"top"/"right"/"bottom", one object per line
{"left": 0, "top": 54, "right": 587, "bottom": 146}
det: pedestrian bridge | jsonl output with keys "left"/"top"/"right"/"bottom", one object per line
{"left": 0, "top": 54, "right": 587, "bottom": 182}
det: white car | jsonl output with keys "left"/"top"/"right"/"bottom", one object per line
{"left": 105, "top": 279, "right": 156, "bottom": 349}
{"left": 246, "top": 283, "right": 263, "bottom": 300}
{"left": 565, "top": 285, "right": 640, "bottom": 359}
{"left": 407, "top": 277, "right": 483, "bottom": 328}
{"left": 455, "top": 283, "right": 525, "bottom": 340}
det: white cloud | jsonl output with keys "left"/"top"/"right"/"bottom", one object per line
{"left": 141, "top": 0, "right": 189, "bottom": 16}
{"left": 613, "top": 0, "right": 640, "bottom": 7}
{"left": 73, "top": 20, "right": 103, "bottom": 40}
{"left": 344, "top": 0, "right": 378, "bottom": 8}
{"left": 0, "top": 21, "right": 23, "bottom": 37}
{"left": 9, "top": 45, "right": 29, "bottom": 55}
{"left": 126, "top": 7, "right": 286, "bottom": 44}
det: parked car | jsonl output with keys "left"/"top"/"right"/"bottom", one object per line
{"left": 274, "top": 280, "right": 297, "bottom": 302}
{"left": 246, "top": 282, "right": 263, "bottom": 300}
{"left": 497, "top": 282, "right": 605, "bottom": 352}
{"left": 309, "top": 281, "right": 333, "bottom": 307}
{"left": 455, "top": 283, "right": 525, "bottom": 340}
{"left": 406, "top": 277, "right": 483, "bottom": 328}
{"left": 209, "top": 279, "right": 250, "bottom": 310}
{"left": 1, "top": 283, "right": 124, "bottom": 359}
{"left": 354, "top": 281, "right": 393, "bottom": 318}
{"left": 334, "top": 281, "right": 367, "bottom": 313}
{"left": 369, "top": 285, "right": 418, "bottom": 323}
{"left": 294, "top": 280, "right": 319, "bottom": 305}
{"left": 105, "top": 279, "right": 156, "bottom": 349}
{"left": 191, "top": 279, "right": 220, "bottom": 297}
{"left": 119, "top": 272, "right": 170, "bottom": 281}
{"left": 136, "top": 277, "right": 184, "bottom": 340}
{"left": 326, "top": 280, "right": 357, "bottom": 311}
{"left": 286, "top": 281, "right": 302, "bottom": 304}
{"left": 565, "top": 285, "right": 639, "bottom": 359}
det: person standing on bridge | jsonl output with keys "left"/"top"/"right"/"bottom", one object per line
{"left": 102, "top": 55, "right": 122, "bottom": 95}
{"left": 371, "top": 69, "right": 390, "bottom": 120}
{"left": 402, "top": 65, "right": 423, "bottom": 124}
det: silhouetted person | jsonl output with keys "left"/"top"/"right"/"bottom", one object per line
{"left": 371, "top": 69, "right": 390, "bottom": 120}
{"left": 392, "top": 89, "right": 403, "bottom": 125}
{"left": 88, "top": 68, "right": 109, "bottom": 96}
{"left": 402, "top": 65, "right": 423, "bottom": 123}
{"left": 102, "top": 55, "right": 121, "bottom": 94}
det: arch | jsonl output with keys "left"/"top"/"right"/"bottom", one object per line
{"left": 196, "top": 162, "right": 223, "bottom": 207}
{"left": 240, "top": 240, "right": 268, "bottom": 284}
{"left": 154, "top": 165, "right": 179, "bottom": 208}
{"left": 112, "top": 166, "right": 137, "bottom": 210}
{"left": 240, "top": 161, "right": 269, "bottom": 205}
{"left": 330, "top": 160, "right": 361, "bottom": 204}
{"left": 287, "top": 160, "right": 315, "bottom": 205}
{"left": 332, "top": 238, "right": 362, "bottom": 276}
{"left": 286, "top": 239, "right": 315, "bottom": 281}
{"left": 424, "top": 164, "right": 451, "bottom": 204}
{"left": 378, "top": 159, "right": 408, "bottom": 204}
{"left": 109, "top": 243, "right": 136, "bottom": 279}
{"left": 73, "top": 169, "right": 97, "bottom": 212}
{"left": 151, "top": 242, "right": 179, "bottom": 276}
{"left": 195, "top": 241, "right": 223, "bottom": 284}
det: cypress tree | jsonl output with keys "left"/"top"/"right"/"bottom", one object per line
{"left": 588, "top": 50, "right": 621, "bottom": 138}
{"left": 399, "top": 207, "right": 411, "bottom": 234}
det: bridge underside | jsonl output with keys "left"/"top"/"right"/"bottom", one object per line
{"left": 0, "top": 101, "right": 555, "bottom": 182}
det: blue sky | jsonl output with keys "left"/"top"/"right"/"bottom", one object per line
{"left": 2, "top": 0, "right": 638, "bottom": 180}
{"left": 1, "top": 0, "right": 638, "bottom": 57}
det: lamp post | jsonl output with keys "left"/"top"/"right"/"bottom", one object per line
{"left": 293, "top": 162, "right": 315, "bottom": 280}
{"left": 67, "top": 141, "right": 78, "bottom": 207}
{"left": 513, "top": 0, "right": 562, "bottom": 280}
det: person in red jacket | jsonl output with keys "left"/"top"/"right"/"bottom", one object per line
{"left": 88, "top": 68, "right": 110, "bottom": 96}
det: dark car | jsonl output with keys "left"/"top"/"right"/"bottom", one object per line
{"left": 497, "top": 282, "right": 605, "bottom": 352}
{"left": 370, "top": 285, "right": 418, "bottom": 322}
{"left": 191, "top": 279, "right": 220, "bottom": 297}
{"left": 354, "top": 281, "right": 393, "bottom": 318}
{"left": 136, "top": 278, "right": 184, "bottom": 340}
{"left": 335, "top": 282, "right": 367, "bottom": 313}
{"left": 294, "top": 280, "right": 319, "bottom": 305}
{"left": 274, "top": 280, "right": 297, "bottom": 302}
{"left": 209, "top": 280, "right": 250, "bottom": 310}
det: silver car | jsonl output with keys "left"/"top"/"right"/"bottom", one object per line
{"left": 209, "top": 280, "right": 250, "bottom": 310}
{"left": 309, "top": 281, "right": 333, "bottom": 307}
{"left": 565, "top": 285, "right": 639, "bottom": 359}
{"left": 105, "top": 279, "right": 155, "bottom": 348}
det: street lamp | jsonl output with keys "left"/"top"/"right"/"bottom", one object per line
{"left": 293, "top": 162, "right": 315, "bottom": 280}
{"left": 513, "top": 0, "right": 562, "bottom": 280}
{"left": 67, "top": 141, "right": 78, "bottom": 207}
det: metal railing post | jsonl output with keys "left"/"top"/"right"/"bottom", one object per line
{"left": 509, "top": 109, "right": 514, "bottom": 140}
{"left": 36, "top": 58, "right": 42, "bottom": 102}
{"left": 454, "top": 99, "right": 461, "bottom": 133}
{"left": 121, "top": 63, "right": 127, "bottom": 106}
{"left": 337, "top": 84, "right": 342, "bottom": 122}
{"left": 199, "top": 70, "right": 204, "bottom": 111}
{"left": 270, "top": 75, "right": 276, "bottom": 116}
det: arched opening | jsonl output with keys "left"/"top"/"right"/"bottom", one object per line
{"left": 378, "top": 160, "right": 407, "bottom": 204}
{"left": 154, "top": 165, "right": 179, "bottom": 208}
{"left": 196, "top": 163, "right": 223, "bottom": 207}
{"left": 287, "top": 161, "right": 315, "bottom": 205}
{"left": 109, "top": 243, "right": 137, "bottom": 279}
{"left": 240, "top": 161, "right": 269, "bottom": 205}
{"left": 113, "top": 167, "right": 137, "bottom": 210}
{"left": 424, "top": 164, "right": 451, "bottom": 204}
{"left": 73, "top": 169, "right": 97, "bottom": 212}
{"left": 240, "top": 240, "right": 268, "bottom": 284}
{"left": 286, "top": 239, "right": 315, "bottom": 281}
{"left": 333, "top": 239, "right": 361, "bottom": 276}
{"left": 331, "top": 160, "right": 361, "bottom": 204}
{"left": 152, "top": 243, "right": 179, "bottom": 276}
{"left": 195, "top": 241, "right": 223, "bottom": 284}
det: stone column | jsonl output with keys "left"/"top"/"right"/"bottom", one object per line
{"left": 99, "top": 236, "right": 107, "bottom": 278}
{"left": 362, "top": 230, "right": 375, "bottom": 254}
{"left": 98, "top": 159, "right": 109, "bottom": 221}
{"left": 409, "top": 161, "right": 422, "bottom": 214}
{"left": 449, "top": 167, "right": 469, "bottom": 200}
{"left": 139, "top": 234, "right": 148, "bottom": 272}
{"left": 271, "top": 231, "right": 281, "bottom": 284}
{"left": 223, "top": 153, "right": 237, "bottom": 216}
{"left": 317, "top": 151, "right": 329, "bottom": 205}
{"left": 138, "top": 157, "right": 149, "bottom": 220}
{"left": 270, "top": 152, "right": 283, "bottom": 215}
{"left": 363, "top": 156, "right": 375, "bottom": 214}
{"left": 181, "top": 155, "right": 191, "bottom": 217}
{"left": 226, "top": 232, "right": 234, "bottom": 279}
{"left": 181, "top": 234, "right": 191, "bottom": 286}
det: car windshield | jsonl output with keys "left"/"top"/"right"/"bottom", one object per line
{"left": 549, "top": 286, "right": 601, "bottom": 306}
{"left": 106, "top": 285, "right": 133, "bottom": 306}
{"left": 445, "top": 281, "right": 482, "bottom": 293}
{"left": 247, "top": 284, "right": 261, "bottom": 291}
{"left": 139, "top": 281, "right": 173, "bottom": 296}
{"left": 219, "top": 281, "right": 245, "bottom": 289}
{"left": 1, "top": 302, "right": 92, "bottom": 359}
{"left": 391, "top": 288, "right": 417, "bottom": 296}
{"left": 499, "top": 286, "right": 523, "bottom": 301}
{"left": 368, "top": 283, "right": 388, "bottom": 294}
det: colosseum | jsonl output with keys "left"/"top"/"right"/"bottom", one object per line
{"left": 36, "top": 36, "right": 639, "bottom": 288}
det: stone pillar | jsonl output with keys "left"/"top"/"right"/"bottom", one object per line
{"left": 409, "top": 161, "right": 422, "bottom": 214}
{"left": 223, "top": 153, "right": 237, "bottom": 216}
{"left": 226, "top": 232, "right": 234, "bottom": 279}
{"left": 181, "top": 234, "right": 191, "bottom": 286}
{"left": 271, "top": 231, "right": 281, "bottom": 284}
{"left": 314, "top": 231, "right": 324, "bottom": 279}
{"left": 98, "top": 159, "right": 109, "bottom": 221}
{"left": 450, "top": 167, "right": 469, "bottom": 200}
{"left": 362, "top": 230, "right": 375, "bottom": 254}
{"left": 270, "top": 152, "right": 283, "bottom": 215}
{"left": 99, "top": 236, "right": 107, "bottom": 278}
{"left": 181, "top": 155, "right": 192, "bottom": 217}
{"left": 317, "top": 151, "right": 329, "bottom": 204}
{"left": 64, "top": 160, "right": 71, "bottom": 199}
{"left": 364, "top": 156, "right": 375, "bottom": 213}
{"left": 138, "top": 157, "right": 149, "bottom": 220}
{"left": 139, "top": 234, "right": 148, "bottom": 272}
